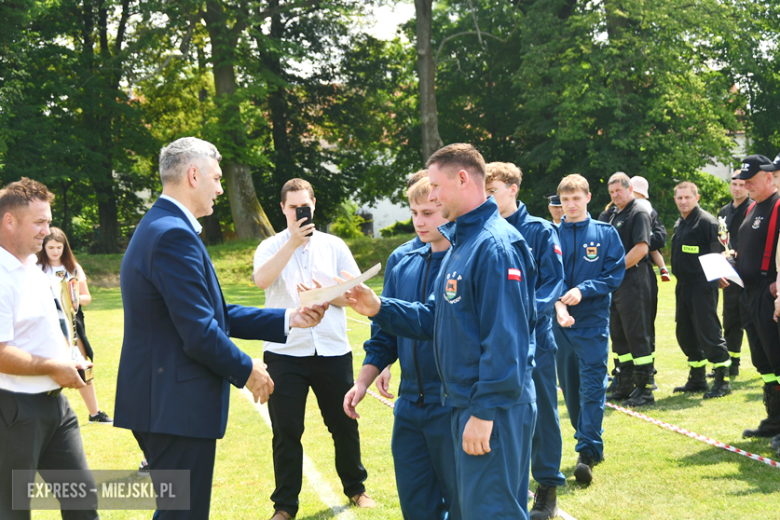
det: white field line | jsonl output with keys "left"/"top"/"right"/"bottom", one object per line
{"left": 347, "top": 316, "right": 371, "bottom": 326}
{"left": 241, "top": 388, "right": 357, "bottom": 520}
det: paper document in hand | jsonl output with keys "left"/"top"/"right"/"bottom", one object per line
{"left": 698, "top": 253, "right": 743, "bottom": 287}
{"left": 299, "top": 263, "right": 382, "bottom": 307}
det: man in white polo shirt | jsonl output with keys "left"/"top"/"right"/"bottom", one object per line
{"left": 0, "top": 177, "right": 98, "bottom": 519}
{"left": 253, "top": 178, "right": 372, "bottom": 520}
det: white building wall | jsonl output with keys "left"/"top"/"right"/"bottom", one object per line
{"left": 358, "top": 198, "right": 411, "bottom": 237}
{"left": 702, "top": 133, "right": 747, "bottom": 181}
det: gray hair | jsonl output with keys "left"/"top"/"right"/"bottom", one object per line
{"left": 159, "top": 137, "right": 222, "bottom": 186}
{"left": 607, "top": 172, "right": 631, "bottom": 189}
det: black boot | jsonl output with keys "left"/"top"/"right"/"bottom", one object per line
{"left": 673, "top": 366, "right": 709, "bottom": 393}
{"left": 729, "top": 359, "right": 740, "bottom": 377}
{"left": 573, "top": 452, "right": 595, "bottom": 484}
{"left": 529, "top": 484, "right": 558, "bottom": 520}
{"left": 606, "top": 369, "right": 634, "bottom": 402}
{"left": 622, "top": 371, "right": 655, "bottom": 407}
{"left": 703, "top": 366, "right": 731, "bottom": 399}
{"left": 743, "top": 384, "right": 780, "bottom": 438}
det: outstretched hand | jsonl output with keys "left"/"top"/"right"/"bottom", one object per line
{"left": 289, "top": 302, "right": 329, "bottom": 329}
{"left": 337, "top": 271, "right": 381, "bottom": 317}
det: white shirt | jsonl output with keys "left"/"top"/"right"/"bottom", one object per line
{"left": 42, "top": 263, "right": 86, "bottom": 282}
{"left": 0, "top": 246, "right": 70, "bottom": 393}
{"left": 254, "top": 230, "right": 360, "bottom": 357}
{"left": 160, "top": 194, "right": 202, "bottom": 234}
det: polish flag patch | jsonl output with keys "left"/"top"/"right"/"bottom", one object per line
{"left": 508, "top": 268, "right": 522, "bottom": 282}
{"left": 554, "top": 245, "right": 562, "bottom": 255}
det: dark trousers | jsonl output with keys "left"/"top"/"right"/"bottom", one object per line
{"left": 610, "top": 262, "right": 657, "bottom": 374}
{"left": 132, "top": 431, "right": 216, "bottom": 520}
{"left": 741, "top": 281, "right": 780, "bottom": 377}
{"left": 676, "top": 281, "right": 730, "bottom": 366}
{"left": 0, "top": 390, "right": 98, "bottom": 520}
{"left": 264, "top": 351, "right": 366, "bottom": 517}
{"left": 721, "top": 283, "right": 744, "bottom": 359}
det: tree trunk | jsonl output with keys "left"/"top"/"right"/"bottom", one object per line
{"left": 204, "top": 1, "right": 275, "bottom": 240}
{"left": 197, "top": 42, "right": 224, "bottom": 245}
{"left": 415, "top": 0, "right": 443, "bottom": 162}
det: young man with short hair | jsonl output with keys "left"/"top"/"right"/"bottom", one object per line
{"left": 344, "top": 143, "right": 538, "bottom": 520}
{"left": 344, "top": 175, "right": 458, "bottom": 520}
{"left": 485, "top": 162, "right": 564, "bottom": 519}
{"left": 553, "top": 174, "right": 625, "bottom": 484}
{"left": 670, "top": 181, "right": 732, "bottom": 398}
{"left": 253, "top": 179, "right": 372, "bottom": 520}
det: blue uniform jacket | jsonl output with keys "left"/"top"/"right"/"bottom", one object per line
{"left": 556, "top": 214, "right": 625, "bottom": 328}
{"left": 114, "top": 198, "right": 287, "bottom": 439}
{"left": 372, "top": 198, "right": 538, "bottom": 421}
{"left": 363, "top": 243, "right": 447, "bottom": 404}
{"left": 506, "top": 202, "right": 564, "bottom": 335}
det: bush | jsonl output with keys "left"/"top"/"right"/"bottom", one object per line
{"left": 380, "top": 218, "right": 415, "bottom": 237}
{"left": 330, "top": 201, "right": 367, "bottom": 239}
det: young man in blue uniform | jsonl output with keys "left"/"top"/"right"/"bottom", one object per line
{"left": 553, "top": 174, "right": 625, "bottom": 484}
{"left": 485, "top": 162, "right": 564, "bottom": 520}
{"left": 344, "top": 143, "right": 538, "bottom": 520}
{"left": 344, "top": 175, "right": 458, "bottom": 520}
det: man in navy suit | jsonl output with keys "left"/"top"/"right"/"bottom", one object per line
{"left": 114, "top": 137, "right": 328, "bottom": 519}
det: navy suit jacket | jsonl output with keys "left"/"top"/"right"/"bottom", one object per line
{"left": 114, "top": 198, "right": 286, "bottom": 439}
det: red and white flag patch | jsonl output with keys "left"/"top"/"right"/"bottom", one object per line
{"left": 554, "top": 245, "right": 562, "bottom": 255}
{"left": 508, "top": 268, "right": 522, "bottom": 282}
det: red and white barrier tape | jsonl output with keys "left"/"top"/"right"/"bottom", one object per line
{"left": 604, "top": 401, "right": 780, "bottom": 469}
{"left": 365, "top": 389, "right": 579, "bottom": 519}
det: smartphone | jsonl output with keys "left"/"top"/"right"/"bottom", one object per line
{"left": 295, "top": 206, "right": 314, "bottom": 236}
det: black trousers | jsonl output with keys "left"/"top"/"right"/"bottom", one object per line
{"left": 676, "top": 281, "right": 730, "bottom": 365}
{"left": 0, "top": 390, "right": 98, "bottom": 520}
{"left": 741, "top": 280, "right": 780, "bottom": 376}
{"left": 610, "top": 261, "right": 657, "bottom": 374}
{"left": 133, "top": 431, "right": 216, "bottom": 520}
{"left": 264, "top": 351, "right": 367, "bottom": 517}
{"left": 721, "top": 283, "right": 744, "bottom": 359}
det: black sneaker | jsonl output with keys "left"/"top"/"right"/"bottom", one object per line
{"left": 529, "top": 484, "right": 558, "bottom": 520}
{"left": 138, "top": 459, "right": 150, "bottom": 477}
{"left": 574, "top": 452, "right": 595, "bottom": 484}
{"left": 88, "top": 411, "right": 113, "bottom": 424}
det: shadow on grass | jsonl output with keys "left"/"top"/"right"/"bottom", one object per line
{"left": 297, "top": 505, "right": 350, "bottom": 520}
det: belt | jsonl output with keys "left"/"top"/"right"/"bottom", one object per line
{"left": 42, "top": 388, "right": 63, "bottom": 397}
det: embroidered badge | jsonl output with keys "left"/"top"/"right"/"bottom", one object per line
{"left": 508, "top": 268, "right": 522, "bottom": 282}
{"left": 445, "top": 272, "right": 462, "bottom": 304}
{"left": 583, "top": 242, "right": 601, "bottom": 262}
{"left": 554, "top": 245, "right": 562, "bottom": 255}
{"left": 682, "top": 245, "right": 699, "bottom": 254}
{"left": 753, "top": 216, "right": 763, "bottom": 229}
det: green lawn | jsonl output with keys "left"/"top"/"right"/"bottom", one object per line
{"left": 33, "top": 276, "right": 780, "bottom": 520}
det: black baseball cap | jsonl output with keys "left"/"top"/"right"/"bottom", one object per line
{"left": 759, "top": 153, "right": 780, "bottom": 172}
{"left": 547, "top": 192, "right": 561, "bottom": 207}
{"left": 736, "top": 154, "right": 774, "bottom": 179}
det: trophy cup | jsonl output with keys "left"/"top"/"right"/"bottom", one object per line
{"left": 718, "top": 216, "right": 735, "bottom": 265}
{"left": 60, "top": 277, "right": 93, "bottom": 383}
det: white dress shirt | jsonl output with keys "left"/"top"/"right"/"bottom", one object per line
{"left": 254, "top": 230, "right": 360, "bottom": 357}
{"left": 0, "top": 247, "right": 70, "bottom": 393}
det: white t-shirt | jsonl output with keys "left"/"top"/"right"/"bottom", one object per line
{"left": 254, "top": 230, "right": 360, "bottom": 357}
{"left": 0, "top": 247, "right": 70, "bottom": 393}
{"left": 41, "top": 263, "right": 86, "bottom": 282}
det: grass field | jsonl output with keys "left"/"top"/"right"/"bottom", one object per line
{"left": 34, "top": 239, "right": 780, "bottom": 520}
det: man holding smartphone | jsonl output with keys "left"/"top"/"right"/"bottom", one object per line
{"left": 253, "top": 178, "right": 373, "bottom": 520}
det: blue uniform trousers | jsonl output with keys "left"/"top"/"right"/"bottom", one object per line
{"left": 553, "top": 325, "right": 609, "bottom": 463}
{"left": 531, "top": 325, "right": 566, "bottom": 487}
{"left": 392, "top": 398, "right": 460, "bottom": 520}
{"left": 451, "top": 402, "right": 536, "bottom": 520}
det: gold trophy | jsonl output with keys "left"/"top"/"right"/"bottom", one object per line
{"left": 60, "top": 277, "right": 93, "bottom": 383}
{"left": 718, "top": 216, "right": 735, "bottom": 265}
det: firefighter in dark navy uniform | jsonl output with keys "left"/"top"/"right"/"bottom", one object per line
{"left": 669, "top": 181, "right": 732, "bottom": 398}
{"left": 604, "top": 172, "right": 657, "bottom": 407}
{"left": 733, "top": 155, "right": 780, "bottom": 439}
{"left": 716, "top": 171, "right": 752, "bottom": 378}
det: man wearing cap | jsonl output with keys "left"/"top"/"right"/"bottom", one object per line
{"left": 630, "top": 176, "right": 670, "bottom": 282}
{"left": 548, "top": 193, "right": 563, "bottom": 227}
{"left": 717, "top": 171, "right": 752, "bottom": 378}
{"left": 669, "top": 181, "right": 732, "bottom": 398}
{"left": 733, "top": 155, "right": 780, "bottom": 439}
{"left": 604, "top": 172, "right": 657, "bottom": 407}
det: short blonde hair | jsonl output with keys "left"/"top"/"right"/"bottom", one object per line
{"left": 558, "top": 174, "right": 590, "bottom": 196}
{"left": 674, "top": 181, "right": 699, "bottom": 196}
{"left": 485, "top": 162, "right": 522, "bottom": 189}
{"left": 406, "top": 177, "right": 432, "bottom": 205}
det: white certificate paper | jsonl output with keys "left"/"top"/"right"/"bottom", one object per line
{"left": 698, "top": 253, "right": 743, "bottom": 287}
{"left": 298, "top": 263, "right": 382, "bottom": 307}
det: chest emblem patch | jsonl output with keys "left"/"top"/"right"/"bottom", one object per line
{"left": 753, "top": 216, "right": 763, "bottom": 229}
{"left": 583, "top": 242, "right": 601, "bottom": 262}
{"left": 445, "top": 272, "right": 463, "bottom": 304}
